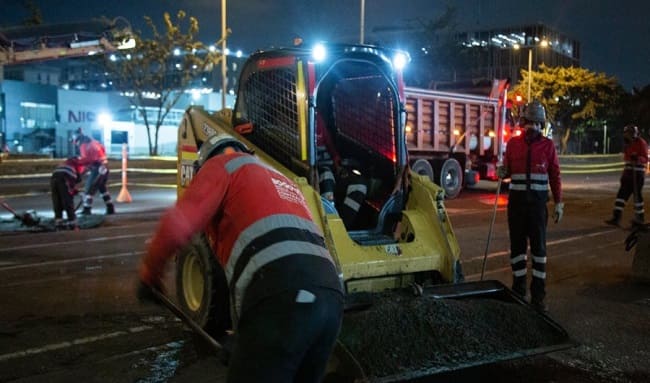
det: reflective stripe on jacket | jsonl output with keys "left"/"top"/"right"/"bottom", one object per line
{"left": 504, "top": 135, "right": 562, "bottom": 203}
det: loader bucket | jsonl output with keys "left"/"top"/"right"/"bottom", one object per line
{"left": 328, "top": 280, "right": 573, "bottom": 383}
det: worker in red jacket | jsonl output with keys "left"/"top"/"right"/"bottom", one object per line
{"left": 605, "top": 124, "right": 648, "bottom": 227}
{"left": 50, "top": 157, "right": 84, "bottom": 229}
{"left": 497, "top": 100, "right": 563, "bottom": 312}
{"left": 138, "top": 133, "right": 344, "bottom": 383}
{"left": 74, "top": 128, "right": 114, "bottom": 215}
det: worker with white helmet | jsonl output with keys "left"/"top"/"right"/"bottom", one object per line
{"left": 497, "top": 100, "right": 563, "bottom": 312}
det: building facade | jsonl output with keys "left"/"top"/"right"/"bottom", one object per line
{"left": 0, "top": 79, "right": 235, "bottom": 157}
{"left": 456, "top": 23, "right": 581, "bottom": 87}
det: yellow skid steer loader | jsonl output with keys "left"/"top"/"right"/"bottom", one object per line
{"left": 174, "top": 43, "right": 571, "bottom": 381}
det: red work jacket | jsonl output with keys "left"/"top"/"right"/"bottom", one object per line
{"left": 79, "top": 139, "right": 107, "bottom": 166}
{"left": 504, "top": 135, "right": 562, "bottom": 204}
{"left": 142, "top": 152, "right": 338, "bottom": 321}
{"left": 623, "top": 137, "right": 649, "bottom": 173}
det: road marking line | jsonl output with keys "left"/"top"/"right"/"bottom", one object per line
{"left": 0, "top": 325, "right": 153, "bottom": 362}
{"left": 466, "top": 229, "right": 621, "bottom": 279}
{"left": 0, "top": 233, "right": 149, "bottom": 252}
{"left": 0, "top": 251, "right": 145, "bottom": 272}
{"left": 464, "top": 228, "right": 619, "bottom": 263}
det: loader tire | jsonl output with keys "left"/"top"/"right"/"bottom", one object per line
{"left": 436, "top": 158, "right": 463, "bottom": 199}
{"left": 175, "top": 234, "right": 231, "bottom": 352}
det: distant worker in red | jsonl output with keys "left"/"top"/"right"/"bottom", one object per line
{"left": 50, "top": 157, "right": 84, "bottom": 229}
{"left": 138, "top": 133, "right": 344, "bottom": 383}
{"left": 605, "top": 124, "right": 648, "bottom": 227}
{"left": 497, "top": 100, "right": 563, "bottom": 312}
{"left": 73, "top": 128, "right": 114, "bottom": 215}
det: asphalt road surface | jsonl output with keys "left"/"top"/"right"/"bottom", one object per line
{"left": 0, "top": 167, "right": 648, "bottom": 382}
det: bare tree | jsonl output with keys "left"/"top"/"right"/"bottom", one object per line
{"left": 105, "top": 11, "right": 228, "bottom": 155}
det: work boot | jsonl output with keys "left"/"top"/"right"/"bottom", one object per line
{"left": 81, "top": 207, "right": 92, "bottom": 216}
{"left": 604, "top": 217, "right": 620, "bottom": 227}
{"left": 67, "top": 220, "right": 79, "bottom": 231}
{"left": 54, "top": 218, "right": 65, "bottom": 229}
{"left": 106, "top": 203, "right": 115, "bottom": 215}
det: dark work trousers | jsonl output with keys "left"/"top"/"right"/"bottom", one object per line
{"left": 612, "top": 170, "right": 645, "bottom": 222}
{"left": 83, "top": 165, "right": 111, "bottom": 208}
{"left": 507, "top": 195, "right": 548, "bottom": 303}
{"left": 51, "top": 173, "right": 76, "bottom": 221}
{"left": 337, "top": 174, "right": 368, "bottom": 229}
{"left": 227, "top": 287, "right": 343, "bottom": 383}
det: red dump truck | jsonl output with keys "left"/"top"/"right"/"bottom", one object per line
{"left": 405, "top": 83, "right": 518, "bottom": 198}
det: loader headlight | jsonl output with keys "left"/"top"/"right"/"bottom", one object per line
{"left": 392, "top": 51, "right": 408, "bottom": 70}
{"left": 312, "top": 43, "right": 327, "bottom": 62}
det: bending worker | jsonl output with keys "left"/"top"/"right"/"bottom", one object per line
{"left": 605, "top": 124, "right": 648, "bottom": 227}
{"left": 50, "top": 157, "right": 84, "bottom": 229}
{"left": 138, "top": 133, "right": 344, "bottom": 382}
{"left": 74, "top": 128, "right": 114, "bottom": 215}
{"left": 497, "top": 100, "right": 563, "bottom": 312}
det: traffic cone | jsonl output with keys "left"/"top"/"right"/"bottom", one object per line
{"left": 116, "top": 143, "right": 132, "bottom": 203}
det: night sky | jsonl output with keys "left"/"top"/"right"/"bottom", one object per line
{"left": 2, "top": 0, "right": 649, "bottom": 91}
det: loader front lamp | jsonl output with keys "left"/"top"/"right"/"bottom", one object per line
{"left": 312, "top": 43, "right": 327, "bottom": 62}
{"left": 392, "top": 52, "right": 408, "bottom": 70}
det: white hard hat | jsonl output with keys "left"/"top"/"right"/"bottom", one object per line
{"left": 196, "top": 133, "right": 250, "bottom": 168}
{"left": 523, "top": 100, "right": 546, "bottom": 123}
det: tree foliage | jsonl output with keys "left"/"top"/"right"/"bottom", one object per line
{"left": 104, "top": 11, "right": 227, "bottom": 155}
{"left": 512, "top": 64, "right": 621, "bottom": 154}
{"left": 21, "top": 0, "right": 42, "bottom": 26}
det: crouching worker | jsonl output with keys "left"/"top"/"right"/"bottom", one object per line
{"left": 50, "top": 157, "right": 85, "bottom": 230}
{"left": 137, "top": 133, "right": 344, "bottom": 383}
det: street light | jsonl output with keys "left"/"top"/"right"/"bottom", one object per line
{"left": 360, "top": 0, "right": 365, "bottom": 44}
{"left": 514, "top": 40, "right": 548, "bottom": 101}
{"left": 526, "top": 48, "right": 532, "bottom": 101}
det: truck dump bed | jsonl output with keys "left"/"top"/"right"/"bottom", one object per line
{"left": 333, "top": 280, "right": 573, "bottom": 382}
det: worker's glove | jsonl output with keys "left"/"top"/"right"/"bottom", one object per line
{"left": 98, "top": 165, "right": 108, "bottom": 175}
{"left": 496, "top": 165, "right": 509, "bottom": 179}
{"left": 553, "top": 202, "right": 564, "bottom": 224}
{"left": 136, "top": 279, "right": 165, "bottom": 306}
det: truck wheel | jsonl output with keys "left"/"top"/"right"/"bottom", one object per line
{"left": 437, "top": 158, "right": 463, "bottom": 199}
{"left": 411, "top": 159, "right": 434, "bottom": 181}
{"left": 175, "top": 235, "right": 231, "bottom": 343}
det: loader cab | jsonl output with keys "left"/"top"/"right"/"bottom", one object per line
{"left": 232, "top": 44, "right": 409, "bottom": 241}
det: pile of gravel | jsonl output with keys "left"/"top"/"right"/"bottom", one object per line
{"left": 339, "top": 291, "right": 569, "bottom": 381}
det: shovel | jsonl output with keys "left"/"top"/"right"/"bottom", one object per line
{"left": 0, "top": 200, "right": 41, "bottom": 227}
{"left": 149, "top": 287, "right": 225, "bottom": 353}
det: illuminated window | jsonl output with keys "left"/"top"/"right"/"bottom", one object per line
{"left": 19, "top": 102, "right": 56, "bottom": 129}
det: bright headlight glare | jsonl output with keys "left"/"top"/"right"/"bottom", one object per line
{"left": 312, "top": 43, "right": 327, "bottom": 62}
{"left": 392, "top": 52, "right": 408, "bottom": 70}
